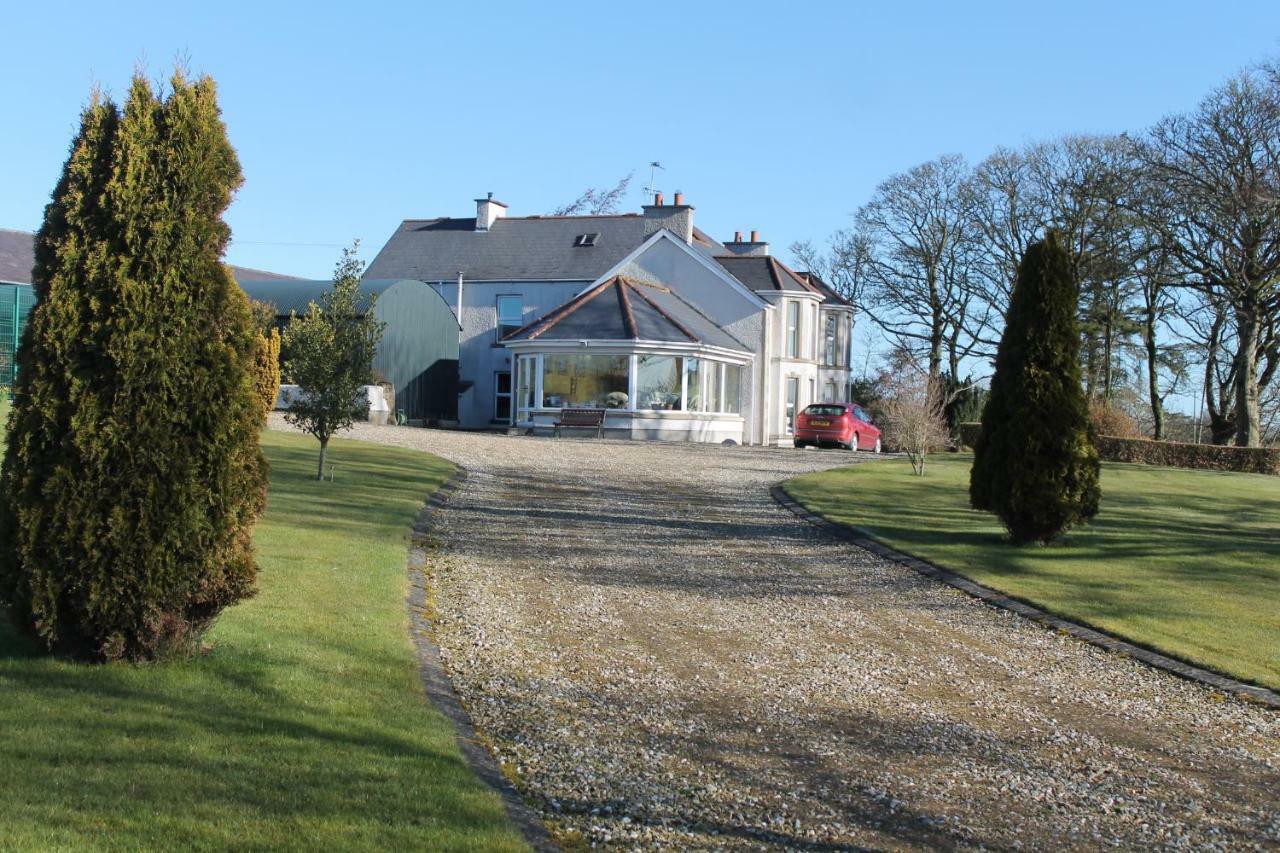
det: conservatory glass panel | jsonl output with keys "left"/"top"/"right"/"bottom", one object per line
{"left": 634, "top": 355, "right": 683, "bottom": 410}
{"left": 540, "top": 354, "right": 629, "bottom": 409}
{"left": 723, "top": 364, "right": 742, "bottom": 414}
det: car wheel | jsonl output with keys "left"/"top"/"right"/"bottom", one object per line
{"left": 850, "top": 433, "right": 859, "bottom": 451}
{"left": 873, "top": 437, "right": 882, "bottom": 454}
{"left": 793, "top": 440, "right": 806, "bottom": 449}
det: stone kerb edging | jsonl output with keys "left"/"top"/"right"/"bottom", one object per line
{"left": 406, "top": 468, "right": 557, "bottom": 851}
{"left": 770, "top": 484, "right": 1280, "bottom": 710}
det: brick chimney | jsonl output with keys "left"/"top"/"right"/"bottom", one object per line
{"left": 642, "top": 189, "right": 693, "bottom": 243}
{"left": 723, "top": 229, "right": 769, "bottom": 257}
{"left": 475, "top": 192, "right": 507, "bottom": 231}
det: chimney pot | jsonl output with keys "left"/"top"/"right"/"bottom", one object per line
{"left": 673, "top": 190, "right": 684, "bottom": 206}
{"left": 733, "top": 230, "right": 743, "bottom": 242}
{"left": 750, "top": 229, "right": 760, "bottom": 243}
{"left": 654, "top": 191, "right": 664, "bottom": 206}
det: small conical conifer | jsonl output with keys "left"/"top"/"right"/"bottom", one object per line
{"left": 970, "top": 232, "right": 1100, "bottom": 544}
{"left": 0, "top": 71, "right": 267, "bottom": 660}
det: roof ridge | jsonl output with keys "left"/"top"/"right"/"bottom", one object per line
{"left": 625, "top": 281, "right": 699, "bottom": 344}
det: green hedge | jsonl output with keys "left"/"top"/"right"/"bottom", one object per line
{"left": 958, "top": 422, "right": 982, "bottom": 449}
{"left": 959, "top": 423, "right": 1279, "bottom": 474}
{"left": 1094, "top": 435, "right": 1280, "bottom": 475}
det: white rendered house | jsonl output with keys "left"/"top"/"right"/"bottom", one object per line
{"left": 364, "top": 192, "right": 856, "bottom": 445}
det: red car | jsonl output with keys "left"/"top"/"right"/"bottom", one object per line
{"left": 794, "top": 403, "right": 882, "bottom": 452}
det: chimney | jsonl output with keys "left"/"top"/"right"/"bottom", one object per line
{"left": 724, "top": 229, "right": 770, "bottom": 257}
{"left": 475, "top": 192, "right": 507, "bottom": 231}
{"left": 642, "top": 189, "right": 693, "bottom": 243}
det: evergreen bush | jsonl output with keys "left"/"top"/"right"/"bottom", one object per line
{"left": 970, "top": 232, "right": 1100, "bottom": 544}
{"left": 0, "top": 72, "right": 267, "bottom": 661}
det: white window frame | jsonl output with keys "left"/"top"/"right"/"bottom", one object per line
{"left": 785, "top": 376, "right": 799, "bottom": 434}
{"left": 786, "top": 301, "right": 799, "bottom": 358}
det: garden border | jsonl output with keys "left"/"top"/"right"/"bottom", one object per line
{"left": 406, "top": 467, "right": 556, "bottom": 852}
{"left": 770, "top": 484, "right": 1280, "bottom": 710}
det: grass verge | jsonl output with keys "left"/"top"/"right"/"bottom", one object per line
{"left": 0, "top": 430, "right": 526, "bottom": 851}
{"left": 785, "top": 452, "right": 1280, "bottom": 690}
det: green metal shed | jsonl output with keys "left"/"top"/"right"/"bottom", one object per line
{"left": 238, "top": 278, "right": 460, "bottom": 421}
{"left": 0, "top": 282, "right": 35, "bottom": 390}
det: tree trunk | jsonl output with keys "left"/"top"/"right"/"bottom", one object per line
{"left": 1233, "top": 304, "right": 1262, "bottom": 447}
{"left": 316, "top": 436, "right": 329, "bottom": 480}
{"left": 1144, "top": 314, "right": 1164, "bottom": 440}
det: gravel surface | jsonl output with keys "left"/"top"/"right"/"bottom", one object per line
{"left": 278, "top": 419, "right": 1280, "bottom": 850}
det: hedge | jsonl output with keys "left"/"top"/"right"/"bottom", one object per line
{"left": 958, "top": 422, "right": 1280, "bottom": 475}
{"left": 1093, "top": 435, "right": 1280, "bottom": 475}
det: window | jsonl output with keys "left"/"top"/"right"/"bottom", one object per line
{"left": 516, "top": 356, "right": 534, "bottom": 414}
{"left": 723, "top": 364, "right": 743, "bottom": 414}
{"left": 686, "top": 358, "right": 706, "bottom": 411}
{"left": 811, "top": 304, "right": 819, "bottom": 358}
{"left": 699, "top": 359, "right": 719, "bottom": 413}
{"left": 823, "top": 313, "right": 838, "bottom": 366}
{"left": 809, "top": 378, "right": 815, "bottom": 408}
{"left": 635, "top": 355, "right": 683, "bottom": 410}
{"left": 785, "top": 377, "right": 799, "bottom": 433}
{"left": 541, "top": 354, "right": 629, "bottom": 408}
{"left": 494, "top": 371, "right": 512, "bottom": 421}
{"left": 497, "top": 295, "right": 523, "bottom": 340}
{"left": 573, "top": 233, "right": 600, "bottom": 247}
{"left": 786, "top": 301, "right": 799, "bottom": 358}
{"left": 823, "top": 380, "right": 836, "bottom": 403}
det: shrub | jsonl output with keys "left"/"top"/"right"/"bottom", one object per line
{"left": 970, "top": 232, "right": 1101, "bottom": 544}
{"left": 1095, "top": 435, "right": 1280, "bottom": 474}
{"left": 252, "top": 328, "right": 282, "bottom": 418}
{"left": 958, "top": 421, "right": 982, "bottom": 449}
{"left": 0, "top": 73, "right": 267, "bottom": 661}
{"left": 1088, "top": 397, "right": 1141, "bottom": 438}
{"left": 880, "top": 366, "right": 950, "bottom": 475}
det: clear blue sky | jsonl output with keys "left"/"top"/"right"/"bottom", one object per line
{"left": 2, "top": 2, "right": 1277, "bottom": 279}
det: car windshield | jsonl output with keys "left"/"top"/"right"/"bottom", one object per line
{"left": 803, "top": 405, "right": 846, "bottom": 416}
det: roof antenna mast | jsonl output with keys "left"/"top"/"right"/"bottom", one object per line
{"left": 643, "top": 161, "right": 665, "bottom": 199}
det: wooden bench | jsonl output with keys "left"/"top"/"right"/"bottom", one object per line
{"left": 553, "top": 407, "right": 606, "bottom": 438}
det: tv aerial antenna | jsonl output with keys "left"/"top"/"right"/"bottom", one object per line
{"left": 643, "top": 161, "right": 665, "bottom": 197}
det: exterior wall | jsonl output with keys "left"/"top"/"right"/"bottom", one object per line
{"left": 427, "top": 279, "right": 585, "bottom": 428}
{"left": 759, "top": 290, "right": 824, "bottom": 445}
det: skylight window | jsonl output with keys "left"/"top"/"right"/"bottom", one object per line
{"left": 574, "top": 233, "right": 600, "bottom": 247}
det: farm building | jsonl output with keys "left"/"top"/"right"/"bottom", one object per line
{"left": 239, "top": 278, "right": 460, "bottom": 423}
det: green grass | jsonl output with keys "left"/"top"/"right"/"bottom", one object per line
{"left": 785, "top": 453, "right": 1280, "bottom": 690}
{"left": 0, "top": 430, "right": 526, "bottom": 851}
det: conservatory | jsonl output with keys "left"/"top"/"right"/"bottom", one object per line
{"left": 503, "top": 276, "right": 753, "bottom": 443}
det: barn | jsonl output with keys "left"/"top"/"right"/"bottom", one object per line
{"left": 238, "top": 278, "right": 460, "bottom": 423}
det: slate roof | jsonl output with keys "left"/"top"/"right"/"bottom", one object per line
{"left": 713, "top": 254, "right": 825, "bottom": 297}
{"left": 795, "top": 271, "right": 853, "bottom": 307}
{"left": 503, "top": 275, "right": 749, "bottom": 352}
{"left": 0, "top": 228, "right": 302, "bottom": 285}
{"left": 364, "top": 214, "right": 726, "bottom": 282}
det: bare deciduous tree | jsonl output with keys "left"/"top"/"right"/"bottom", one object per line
{"left": 1136, "top": 66, "right": 1280, "bottom": 446}
{"left": 552, "top": 172, "right": 634, "bottom": 216}
{"left": 880, "top": 360, "right": 950, "bottom": 475}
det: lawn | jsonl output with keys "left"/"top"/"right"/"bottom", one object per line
{"left": 0, "top": 430, "right": 526, "bottom": 851}
{"left": 785, "top": 453, "right": 1280, "bottom": 691}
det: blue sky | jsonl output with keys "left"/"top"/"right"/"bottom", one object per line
{"left": 2, "top": 1, "right": 1277, "bottom": 282}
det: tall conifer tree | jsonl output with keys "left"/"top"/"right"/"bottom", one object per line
{"left": 970, "top": 232, "right": 1100, "bottom": 544}
{"left": 0, "top": 71, "right": 267, "bottom": 661}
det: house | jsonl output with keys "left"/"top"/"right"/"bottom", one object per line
{"left": 364, "top": 192, "right": 856, "bottom": 445}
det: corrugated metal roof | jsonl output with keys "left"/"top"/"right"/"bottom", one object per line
{"left": 238, "top": 278, "right": 424, "bottom": 315}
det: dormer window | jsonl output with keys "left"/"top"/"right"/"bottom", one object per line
{"left": 573, "top": 233, "right": 600, "bottom": 247}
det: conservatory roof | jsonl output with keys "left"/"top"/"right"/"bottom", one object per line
{"left": 502, "top": 275, "right": 749, "bottom": 352}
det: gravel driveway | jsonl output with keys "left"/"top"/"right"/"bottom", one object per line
{"left": 296, "top": 422, "right": 1279, "bottom": 850}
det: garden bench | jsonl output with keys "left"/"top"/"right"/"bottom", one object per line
{"left": 553, "top": 407, "right": 606, "bottom": 438}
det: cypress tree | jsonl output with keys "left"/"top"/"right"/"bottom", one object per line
{"left": 252, "top": 327, "right": 282, "bottom": 419}
{"left": 970, "top": 232, "right": 1100, "bottom": 544}
{"left": 0, "top": 71, "right": 267, "bottom": 661}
